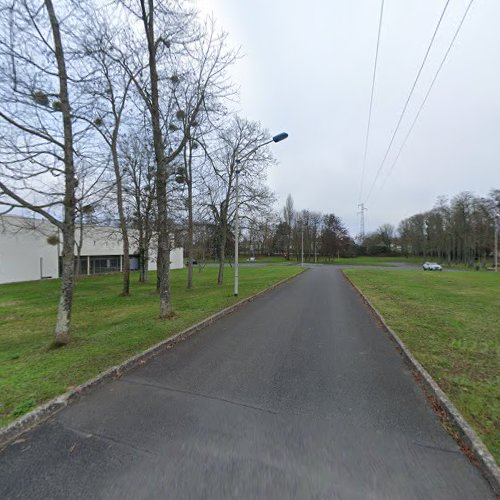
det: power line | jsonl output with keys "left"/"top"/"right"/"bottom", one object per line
{"left": 359, "top": 0, "right": 385, "bottom": 203}
{"left": 377, "top": 0, "right": 476, "bottom": 194}
{"left": 364, "top": 0, "right": 452, "bottom": 203}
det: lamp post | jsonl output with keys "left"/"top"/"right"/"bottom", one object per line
{"left": 234, "top": 132, "right": 288, "bottom": 296}
{"left": 301, "top": 224, "right": 304, "bottom": 267}
{"left": 495, "top": 213, "right": 499, "bottom": 273}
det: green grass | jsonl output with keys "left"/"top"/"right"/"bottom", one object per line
{"left": 199, "top": 256, "right": 291, "bottom": 265}
{"left": 0, "top": 266, "right": 302, "bottom": 427}
{"left": 344, "top": 269, "right": 500, "bottom": 463}
{"left": 201, "top": 255, "right": 457, "bottom": 267}
{"left": 372, "top": 256, "right": 429, "bottom": 265}
{"left": 307, "top": 256, "right": 408, "bottom": 266}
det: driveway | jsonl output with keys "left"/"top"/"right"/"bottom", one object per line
{"left": 0, "top": 267, "right": 494, "bottom": 499}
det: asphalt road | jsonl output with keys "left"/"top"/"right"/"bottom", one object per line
{"left": 0, "top": 267, "right": 494, "bottom": 499}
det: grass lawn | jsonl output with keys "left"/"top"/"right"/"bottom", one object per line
{"left": 0, "top": 265, "right": 302, "bottom": 427}
{"left": 314, "top": 256, "right": 396, "bottom": 266}
{"left": 202, "top": 256, "right": 443, "bottom": 267}
{"left": 344, "top": 269, "right": 500, "bottom": 463}
{"left": 200, "top": 256, "right": 291, "bottom": 265}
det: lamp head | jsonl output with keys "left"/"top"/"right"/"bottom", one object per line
{"left": 272, "top": 132, "right": 288, "bottom": 143}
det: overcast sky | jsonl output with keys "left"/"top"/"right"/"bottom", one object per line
{"left": 197, "top": 0, "right": 499, "bottom": 235}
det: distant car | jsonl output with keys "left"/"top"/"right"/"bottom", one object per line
{"left": 185, "top": 259, "right": 197, "bottom": 266}
{"left": 247, "top": 257, "right": 256, "bottom": 262}
{"left": 423, "top": 262, "right": 442, "bottom": 271}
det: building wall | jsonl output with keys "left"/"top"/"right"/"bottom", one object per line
{"left": 77, "top": 226, "right": 125, "bottom": 256}
{"left": 0, "top": 215, "right": 184, "bottom": 284}
{"left": 169, "top": 247, "right": 184, "bottom": 270}
{"left": 132, "top": 248, "right": 184, "bottom": 272}
{"left": 0, "top": 218, "right": 59, "bottom": 284}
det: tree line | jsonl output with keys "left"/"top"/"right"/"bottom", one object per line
{"left": 361, "top": 190, "right": 500, "bottom": 266}
{"left": 184, "top": 194, "right": 356, "bottom": 263}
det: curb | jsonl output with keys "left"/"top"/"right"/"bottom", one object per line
{"left": 342, "top": 271, "right": 500, "bottom": 497}
{"left": 0, "top": 268, "right": 306, "bottom": 450}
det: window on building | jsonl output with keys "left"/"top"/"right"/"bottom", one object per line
{"left": 91, "top": 256, "right": 121, "bottom": 274}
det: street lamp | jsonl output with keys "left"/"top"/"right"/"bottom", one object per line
{"left": 495, "top": 213, "right": 499, "bottom": 273}
{"left": 301, "top": 223, "right": 304, "bottom": 267}
{"left": 234, "top": 132, "right": 288, "bottom": 296}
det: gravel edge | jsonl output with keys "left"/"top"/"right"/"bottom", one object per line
{"left": 0, "top": 269, "right": 305, "bottom": 449}
{"left": 342, "top": 270, "right": 500, "bottom": 497}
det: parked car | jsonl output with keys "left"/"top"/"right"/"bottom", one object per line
{"left": 423, "top": 261, "right": 442, "bottom": 271}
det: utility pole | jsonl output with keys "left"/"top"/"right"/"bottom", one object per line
{"left": 358, "top": 203, "right": 367, "bottom": 241}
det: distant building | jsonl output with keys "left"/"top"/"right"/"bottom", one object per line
{"left": 0, "top": 215, "right": 183, "bottom": 284}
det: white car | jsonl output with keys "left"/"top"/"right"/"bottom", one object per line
{"left": 423, "top": 262, "right": 443, "bottom": 271}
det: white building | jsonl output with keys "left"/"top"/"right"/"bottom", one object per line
{"left": 0, "top": 215, "right": 184, "bottom": 285}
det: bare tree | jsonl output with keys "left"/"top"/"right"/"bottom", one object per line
{"left": 0, "top": 0, "right": 91, "bottom": 344}
{"left": 397, "top": 190, "right": 499, "bottom": 266}
{"left": 78, "top": 15, "right": 136, "bottom": 295}
{"left": 180, "top": 115, "right": 227, "bottom": 289}
{"left": 112, "top": 1, "right": 236, "bottom": 317}
{"left": 183, "top": 137, "right": 196, "bottom": 288}
{"left": 309, "top": 211, "right": 322, "bottom": 263}
{"left": 73, "top": 140, "right": 113, "bottom": 279}
{"left": 320, "top": 213, "right": 351, "bottom": 260}
{"left": 165, "top": 15, "right": 237, "bottom": 291}
{"left": 377, "top": 223, "right": 395, "bottom": 254}
{"left": 122, "top": 124, "right": 157, "bottom": 283}
{"left": 200, "top": 115, "right": 276, "bottom": 285}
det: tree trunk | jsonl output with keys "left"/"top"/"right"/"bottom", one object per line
{"left": 187, "top": 193, "right": 194, "bottom": 289}
{"left": 46, "top": 0, "right": 76, "bottom": 345}
{"left": 143, "top": 247, "right": 149, "bottom": 282}
{"left": 156, "top": 176, "right": 171, "bottom": 316}
{"left": 144, "top": 215, "right": 153, "bottom": 283}
{"left": 112, "top": 136, "right": 130, "bottom": 296}
{"left": 74, "top": 215, "right": 83, "bottom": 280}
{"left": 121, "top": 233, "right": 130, "bottom": 294}
{"left": 75, "top": 244, "right": 81, "bottom": 279}
{"left": 138, "top": 219, "right": 151, "bottom": 283}
{"left": 156, "top": 243, "right": 161, "bottom": 292}
{"left": 55, "top": 227, "right": 75, "bottom": 345}
{"left": 218, "top": 224, "right": 227, "bottom": 286}
{"left": 139, "top": 229, "right": 147, "bottom": 283}
{"left": 157, "top": 229, "right": 171, "bottom": 316}
{"left": 142, "top": 0, "right": 171, "bottom": 318}
{"left": 139, "top": 249, "right": 144, "bottom": 282}
{"left": 186, "top": 145, "right": 194, "bottom": 289}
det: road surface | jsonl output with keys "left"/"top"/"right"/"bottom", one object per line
{"left": 0, "top": 267, "right": 494, "bottom": 499}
